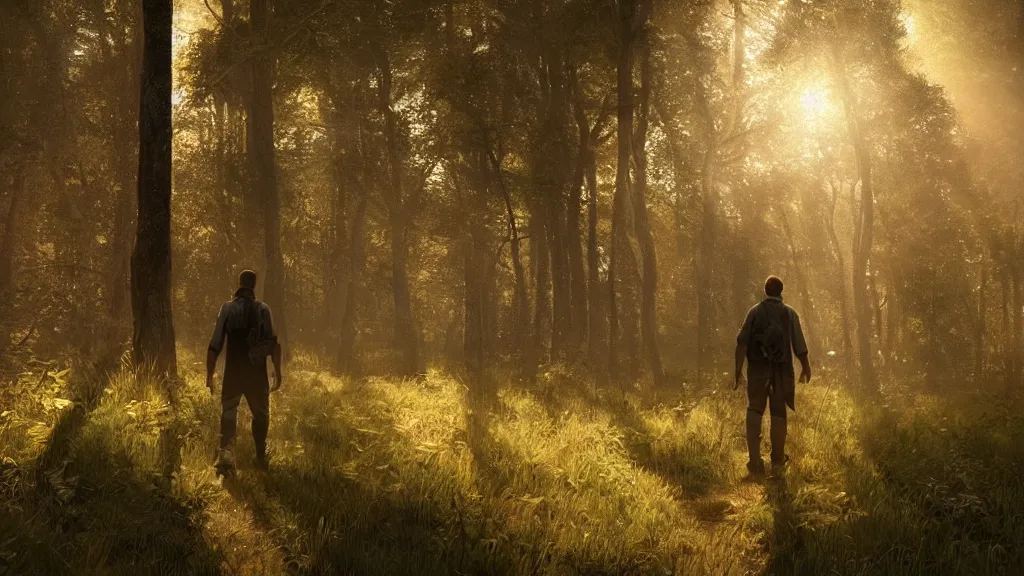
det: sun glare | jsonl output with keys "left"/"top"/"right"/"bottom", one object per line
{"left": 800, "top": 87, "right": 830, "bottom": 117}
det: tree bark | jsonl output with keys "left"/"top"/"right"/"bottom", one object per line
{"left": 131, "top": 0, "right": 177, "bottom": 377}
{"left": 249, "top": 0, "right": 288, "bottom": 351}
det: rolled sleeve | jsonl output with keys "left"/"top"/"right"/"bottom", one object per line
{"left": 790, "top": 309, "right": 808, "bottom": 357}
{"left": 208, "top": 304, "right": 229, "bottom": 354}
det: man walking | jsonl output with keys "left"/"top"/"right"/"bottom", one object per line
{"left": 734, "top": 276, "right": 811, "bottom": 476}
{"left": 207, "top": 270, "right": 282, "bottom": 474}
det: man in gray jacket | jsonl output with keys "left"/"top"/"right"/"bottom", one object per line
{"left": 734, "top": 276, "right": 811, "bottom": 476}
{"left": 206, "top": 270, "right": 282, "bottom": 473}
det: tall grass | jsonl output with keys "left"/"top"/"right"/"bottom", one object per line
{"left": 2, "top": 355, "right": 1022, "bottom": 575}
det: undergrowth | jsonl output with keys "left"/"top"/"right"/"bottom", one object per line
{"left": 1, "top": 353, "right": 1022, "bottom": 575}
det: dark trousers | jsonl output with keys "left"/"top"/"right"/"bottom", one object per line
{"left": 746, "top": 364, "right": 791, "bottom": 466}
{"left": 220, "top": 376, "right": 270, "bottom": 458}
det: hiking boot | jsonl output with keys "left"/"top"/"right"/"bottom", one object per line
{"left": 746, "top": 459, "right": 766, "bottom": 477}
{"left": 214, "top": 449, "right": 236, "bottom": 477}
{"left": 254, "top": 453, "right": 270, "bottom": 472}
{"left": 771, "top": 454, "right": 790, "bottom": 474}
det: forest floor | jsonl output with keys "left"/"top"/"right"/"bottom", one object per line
{"left": 1, "top": 351, "right": 1023, "bottom": 575}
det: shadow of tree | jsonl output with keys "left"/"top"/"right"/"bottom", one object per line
{"left": 2, "top": 395, "right": 223, "bottom": 576}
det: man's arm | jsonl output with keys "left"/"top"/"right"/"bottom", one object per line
{"left": 207, "top": 304, "right": 228, "bottom": 393}
{"left": 791, "top": 309, "right": 811, "bottom": 383}
{"left": 735, "top": 307, "right": 755, "bottom": 390}
{"left": 735, "top": 342, "right": 747, "bottom": 390}
{"left": 270, "top": 342, "right": 283, "bottom": 391}
{"left": 263, "top": 305, "right": 283, "bottom": 391}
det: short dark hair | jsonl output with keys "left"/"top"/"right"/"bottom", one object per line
{"left": 765, "top": 276, "right": 784, "bottom": 298}
{"left": 239, "top": 270, "right": 258, "bottom": 289}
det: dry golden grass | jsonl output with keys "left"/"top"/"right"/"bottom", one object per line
{"left": 1, "top": 354, "right": 1022, "bottom": 575}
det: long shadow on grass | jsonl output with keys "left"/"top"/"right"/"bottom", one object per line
{"left": 7, "top": 397, "right": 222, "bottom": 575}
{"left": 223, "top": 379, "right": 501, "bottom": 575}
{"left": 764, "top": 395, "right": 1024, "bottom": 574}
{"left": 224, "top": 373, "right": 659, "bottom": 575}
{"left": 536, "top": 377, "right": 733, "bottom": 497}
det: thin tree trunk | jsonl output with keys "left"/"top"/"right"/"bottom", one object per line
{"left": 1013, "top": 264, "right": 1022, "bottom": 390}
{"left": 695, "top": 105, "right": 717, "bottom": 384}
{"left": 1002, "top": 274, "right": 1011, "bottom": 388}
{"left": 336, "top": 192, "right": 367, "bottom": 375}
{"left": 377, "top": 50, "right": 419, "bottom": 377}
{"left": 633, "top": 37, "right": 663, "bottom": 385}
{"left": 826, "top": 180, "right": 853, "bottom": 359}
{"left": 567, "top": 115, "right": 588, "bottom": 359}
{"left": 105, "top": 12, "right": 141, "bottom": 320}
{"left": 484, "top": 145, "right": 529, "bottom": 357}
{"left": 532, "top": 209, "right": 551, "bottom": 368}
{"left": 831, "top": 45, "right": 876, "bottom": 391}
{"left": 976, "top": 259, "right": 987, "bottom": 379}
{"left": 542, "top": 50, "right": 572, "bottom": 362}
{"left": 0, "top": 169, "right": 25, "bottom": 294}
{"left": 131, "top": 0, "right": 177, "bottom": 377}
{"left": 610, "top": 0, "right": 638, "bottom": 383}
{"left": 249, "top": 0, "right": 288, "bottom": 351}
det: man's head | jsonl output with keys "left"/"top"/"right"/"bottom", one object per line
{"left": 239, "top": 270, "right": 258, "bottom": 290}
{"left": 764, "top": 276, "right": 784, "bottom": 298}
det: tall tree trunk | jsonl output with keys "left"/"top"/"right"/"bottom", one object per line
{"left": 976, "top": 259, "right": 987, "bottom": 379}
{"left": 249, "top": 0, "right": 288, "bottom": 350}
{"left": 532, "top": 209, "right": 551, "bottom": 369}
{"left": 336, "top": 192, "right": 367, "bottom": 375}
{"left": 484, "top": 145, "right": 528, "bottom": 358}
{"left": 633, "top": 38, "right": 663, "bottom": 385}
{"left": 131, "top": 0, "right": 177, "bottom": 377}
{"left": 571, "top": 75, "right": 610, "bottom": 371}
{"left": 831, "top": 45, "right": 876, "bottom": 391}
{"left": 567, "top": 80, "right": 588, "bottom": 360}
{"left": 105, "top": 12, "right": 141, "bottom": 321}
{"left": 377, "top": 50, "right": 419, "bottom": 377}
{"left": 0, "top": 169, "right": 25, "bottom": 294}
{"left": 610, "top": 0, "right": 638, "bottom": 383}
{"left": 826, "top": 181, "right": 853, "bottom": 357}
{"left": 1013, "top": 263, "right": 1022, "bottom": 390}
{"left": 695, "top": 102, "right": 717, "bottom": 384}
{"left": 540, "top": 49, "right": 572, "bottom": 362}
{"left": 1002, "top": 273, "right": 1011, "bottom": 388}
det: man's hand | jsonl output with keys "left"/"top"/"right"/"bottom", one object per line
{"left": 271, "top": 372, "right": 283, "bottom": 393}
{"left": 206, "top": 373, "right": 215, "bottom": 395}
{"left": 734, "top": 371, "right": 744, "bottom": 391}
{"left": 798, "top": 355, "right": 812, "bottom": 384}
